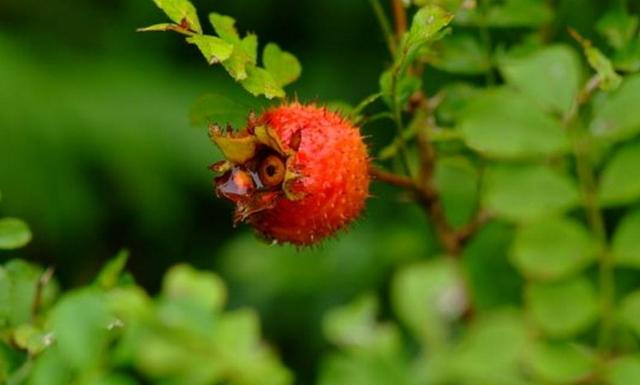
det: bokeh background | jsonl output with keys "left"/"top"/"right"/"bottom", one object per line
{"left": 0, "top": 0, "right": 618, "bottom": 381}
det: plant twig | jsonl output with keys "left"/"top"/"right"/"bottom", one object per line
{"left": 390, "top": 0, "right": 408, "bottom": 40}
{"left": 564, "top": 74, "right": 615, "bottom": 359}
{"left": 368, "top": 0, "right": 397, "bottom": 55}
{"left": 370, "top": 166, "right": 416, "bottom": 191}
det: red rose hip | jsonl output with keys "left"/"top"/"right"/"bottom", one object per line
{"left": 209, "top": 103, "right": 370, "bottom": 246}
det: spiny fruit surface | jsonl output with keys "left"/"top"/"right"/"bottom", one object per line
{"left": 210, "top": 102, "right": 370, "bottom": 246}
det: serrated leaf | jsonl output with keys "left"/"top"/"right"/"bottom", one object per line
{"left": 499, "top": 45, "right": 582, "bottom": 114}
{"left": 591, "top": 74, "right": 640, "bottom": 141}
{"left": 527, "top": 277, "right": 598, "bottom": 337}
{"left": 528, "top": 341, "right": 595, "bottom": 384}
{"left": 187, "top": 35, "right": 233, "bottom": 64}
{"left": 598, "top": 141, "right": 640, "bottom": 206}
{"left": 408, "top": 5, "right": 454, "bottom": 47}
{"left": 405, "top": 4, "right": 454, "bottom": 62}
{"left": 612, "top": 209, "right": 640, "bottom": 268}
{"left": 263, "top": 43, "right": 301, "bottom": 87}
{"left": 189, "top": 93, "right": 251, "bottom": 128}
{"left": 209, "top": 13, "right": 240, "bottom": 42}
{"left": 152, "top": 0, "right": 202, "bottom": 34}
{"left": 482, "top": 164, "right": 580, "bottom": 222}
{"left": 241, "top": 34, "right": 258, "bottom": 65}
{"left": 511, "top": 217, "right": 597, "bottom": 281}
{"left": 459, "top": 88, "right": 569, "bottom": 158}
{"left": 240, "top": 66, "right": 285, "bottom": 99}
{"left": 0, "top": 217, "right": 31, "bottom": 249}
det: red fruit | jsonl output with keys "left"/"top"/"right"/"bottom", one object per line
{"left": 209, "top": 103, "right": 370, "bottom": 246}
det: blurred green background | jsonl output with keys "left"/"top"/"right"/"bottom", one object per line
{"left": 0, "top": 0, "right": 436, "bottom": 380}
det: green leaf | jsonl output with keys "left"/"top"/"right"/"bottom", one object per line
{"left": 241, "top": 34, "right": 259, "bottom": 64}
{"left": 435, "top": 82, "right": 481, "bottom": 124}
{"left": 189, "top": 93, "right": 251, "bottom": 128}
{"left": 612, "top": 209, "right": 640, "bottom": 268}
{"left": 0, "top": 217, "right": 31, "bottom": 249}
{"left": 608, "top": 356, "right": 640, "bottom": 385}
{"left": 50, "top": 289, "right": 111, "bottom": 369}
{"left": 511, "top": 217, "right": 597, "bottom": 281}
{"left": 596, "top": 7, "right": 639, "bottom": 51}
{"left": 96, "top": 249, "right": 129, "bottom": 289}
{"left": 447, "top": 310, "right": 529, "bottom": 385}
{"left": 323, "top": 295, "right": 401, "bottom": 354}
{"left": 406, "top": 5, "right": 454, "bottom": 56}
{"left": 152, "top": 0, "right": 202, "bottom": 34}
{"left": 186, "top": 35, "right": 233, "bottom": 64}
{"left": 263, "top": 43, "right": 302, "bottom": 87}
{"left": 12, "top": 324, "right": 53, "bottom": 355}
{"left": 240, "top": 66, "right": 285, "bottom": 99}
{"left": 429, "top": 33, "right": 491, "bottom": 75}
{"left": 27, "top": 347, "right": 72, "bottom": 385}
{"left": 591, "top": 74, "right": 640, "bottom": 141}
{"left": 208, "top": 13, "right": 258, "bottom": 81}
{"left": 163, "top": 263, "right": 226, "bottom": 312}
{"left": 434, "top": 157, "right": 479, "bottom": 228}
{"left": 527, "top": 341, "right": 595, "bottom": 384}
{"left": 209, "top": 13, "right": 240, "bottom": 42}
{"left": 527, "top": 277, "right": 598, "bottom": 337}
{"left": 0, "top": 260, "right": 58, "bottom": 328}
{"left": 484, "top": 0, "right": 552, "bottom": 28}
{"left": 137, "top": 23, "right": 180, "bottom": 32}
{"left": 620, "top": 291, "right": 640, "bottom": 336}
{"left": 459, "top": 88, "right": 569, "bottom": 158}
{"left": 598, "top": 141, "right": 640, "bottom": 206}
{"left": 499, "top": 45, "right": 582, "bottom": 114}
{"left": 482, "top": 164, "right": 580, "bottom": 222}
{"left": 391, "top": 260, "right": 465, "bottom": 347}
{"left": 573, "top": 31, "right": 622, "bottom": 91}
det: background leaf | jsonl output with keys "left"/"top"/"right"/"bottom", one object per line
{"left": 499, "top": 45, "right": 582, "bottom": 114}
{"left": 527, "top": 277, "right": 598, "bottom": 337}
{"left": 459, "top": 88, "right": 569, "bottom": 158}
{"left": 612, "top": 209, "right": 640, "bottom": 268}
{"left": 482, "top": 164, "right": 580, "bottom": 222}
{"left": 591, "top": 74, "right": 640, "bottom": 141}
{"left": 0, "top": 218, "right": 31, "bottom": 249}
{"left": 511, "top": 217, "right": 596, "bottom": 280}
{"left": 598, "top": 141, "right": 640, "bottom": 206}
